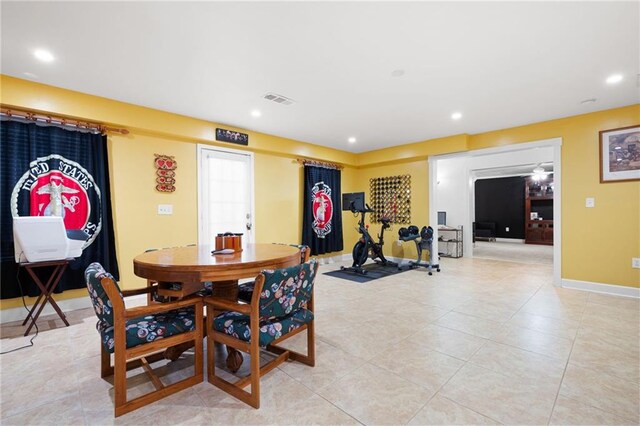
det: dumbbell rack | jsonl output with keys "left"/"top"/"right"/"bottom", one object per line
{"left": 398, "top": 229, "right": 441, "bottom": 276}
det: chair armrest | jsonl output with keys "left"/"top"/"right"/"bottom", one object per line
{"left": 203, "top": 296, "right": 251, "bottom": 314}
{"left": 124, "top": 296, "right": 202, "bottom": 319}
{"left": 122, "top": 285, "right": 157, "bottom": 297}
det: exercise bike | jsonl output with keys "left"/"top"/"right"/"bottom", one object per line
{"left": 341, "top": 203, "right": 397, "bottom": 275}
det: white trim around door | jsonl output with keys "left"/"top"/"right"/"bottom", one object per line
{"left": 429, "top": 137, "right": 563, "bottom": 286}
{"left": 197, "top": 144, "right": 255, "bottom": 246}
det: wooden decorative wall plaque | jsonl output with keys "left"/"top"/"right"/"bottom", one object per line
{"left": 154, "top": 154, "right": 177, "bottom": 192}
{"left": 369, "top": 174, "right": 411, "bottom": 224}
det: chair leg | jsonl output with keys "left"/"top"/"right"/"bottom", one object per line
{"left": 306, "top": 295, "right": 316, "bottom": 366}
{"left": 206, "top": 341, "right": 260, "bottom": 407}
{"left": 248, "top": 335, "right": 260, "bottom": 408}
{"left": 205, "top": 324, "right": 314, "bottom": 409}
{"left": 206, "top": 307, "right": 215, "bottom": 383}
{"left": 206, "top": 305, "right": 260, "bottom": 408}
{"left": 306, "top": 320, "right": 316, "bottom": 367}
{"left": 100, "top": 345, "right": 113, "bottom": 378}
{"left": 205, "top": 314, "right": 260, "bottom": 409}
{"left": 266, "top": 323, "right": 315, "bottom": 366}
{"left": 112, "top": 332, "right": 203, "bottom": 417}
{"left": 195, "top": 304, "right": 204, "bottom": 381}
{"left": 113, "top": 346, "right": 127, "bottom": 417}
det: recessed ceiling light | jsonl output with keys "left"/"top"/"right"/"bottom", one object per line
{"left": 348, "top": 137, "right": 356, "bottom": 143}
{"left": 580, "top": 98, "right": 597, "bottom": 104}
{"left": 606, "top": 74, "right": 623, "bottom": 85}
{"left": 451, "top": 112, "right": 462, "bottom": 120}
{"left": 250, "top": 110, "right": 261, "bottom": 117}
{"left": 391, "top": 69, "right": 405, "bottom": 77}
{"left": 33, "top": 49, "right": 54, "bottom": 63}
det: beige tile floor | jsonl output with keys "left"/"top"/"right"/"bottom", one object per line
{"left": 1, "top": 256, "right": 638, "bottom": 425}
{"left": 472, "top": 241, "right": 553, "bottom": 265}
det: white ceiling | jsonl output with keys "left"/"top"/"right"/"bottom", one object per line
{"left": 1, "top": 1, "right": 638, "bottom": 153}
{"left": 473, "top": 162, "right": 553, "bottom": 179}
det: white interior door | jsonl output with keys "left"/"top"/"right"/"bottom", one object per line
{"left": 198, "top": 145, "right": 254, "bottom": 245}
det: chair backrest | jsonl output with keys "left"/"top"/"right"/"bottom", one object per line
{"left": 296, "top": 245, "right": 311, "bottom": 263}
{"left": 272, "top": 243, "right": 310, "bottom": 263}
{"left": 294, "top": 244, "right": 310, "bottom": 263}
{"left": 257, "top": 260, "right": 318, "bottom": 321}
{"left": 85, "top": 262, "right": 123, "bottom": 329}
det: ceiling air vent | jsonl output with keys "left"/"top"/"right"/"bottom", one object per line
{"left": 263, "top": 92, "right": 295, "bottom": 106}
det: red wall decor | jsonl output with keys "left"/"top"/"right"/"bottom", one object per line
{"left": 154, "top": 154, "right": 177, "bottom": 192}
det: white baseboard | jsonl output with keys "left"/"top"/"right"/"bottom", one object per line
{"left": 562, "top": 279, "right": 640, "bottom": 299}
{"left": 495, "top": 238, "right": 525, "bottom": 244}
{"left": 387, "top": 255, "right": 413, "bottom": 265}
{"left": 317, "top": 254, "right": 423, "bottom": 266}
{"left": 315, "top": 254, "right": 350, "bottom": 264}
{"left": 0, "top": 294, "right": 148, "bottom": 324}
{"left": 0, "top": 296, "right": 92, "bottom": 324}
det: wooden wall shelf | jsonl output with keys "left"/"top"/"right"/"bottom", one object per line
{"left": 525, "top": 176, "right": 554, "bottom": 245}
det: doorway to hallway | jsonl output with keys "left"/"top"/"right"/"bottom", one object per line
{"left": 429, "top": 138, "right": 562, "bottom": 285}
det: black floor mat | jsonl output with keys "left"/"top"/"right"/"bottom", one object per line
{"left": 323, "top": 262, "right": 410, "bottom": 283}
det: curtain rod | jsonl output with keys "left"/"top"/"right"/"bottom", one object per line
{"left": 0, "top": 107, "right": 129, "bottom": 135}
{"left": 296, "top": 158, "right": 343, "bottom": 170}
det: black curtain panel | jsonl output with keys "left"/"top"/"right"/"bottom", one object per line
{"left": 0, "top": 119, "right": 119, "bottom": 299}
{"left": 302, "top": 165, "right": 343, "bottom": 255}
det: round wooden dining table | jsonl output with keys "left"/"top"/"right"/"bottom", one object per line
{"left": 134, "top": 243, "right": 301, "bottom": 291}
{"left": 133, "top": 243, "right": 302, "bottom": 370}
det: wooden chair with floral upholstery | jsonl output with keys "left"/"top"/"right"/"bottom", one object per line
{"left": 84, "top": 262, "right": 203, "bottom": 417}
{"left": 237, "top": 244, "right": 310, "bottom": 303}
{"left": 204, "top": 259, "right": 318, "bottom": 408}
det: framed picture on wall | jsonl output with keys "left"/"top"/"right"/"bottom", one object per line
{"left": 215, "top": 128, "right": 249, "bottom": 146}
{"left": 599, "top": 125, "right": 640, "bottom": 183}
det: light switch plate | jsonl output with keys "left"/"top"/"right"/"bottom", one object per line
{"left": 633, "top": 258, "right": 640, "bottom": 269}
{"left": 158, "top": 204, "right": 173, "bottom": 215}
{"left": 585, "top": 197, "right": 595, "bottom": 208}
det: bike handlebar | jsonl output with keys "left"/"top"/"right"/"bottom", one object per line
{"left": 352, "top": 203, "right": 375, "bottom": 214}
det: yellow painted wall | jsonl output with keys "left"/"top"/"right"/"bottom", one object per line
{"left": 0, "top": 75, "right": 638, "bottom": 314}
{"left": 0, "top": 76, "right": 358, "bottom": 166}
{"left": 339, "top": 166, "right": 361, "bottom": 259}
{"left": 468, "top": 107, "right": 640, "bottom": 287}
{"left": 351, "top": 134, "right": 471, "bottom": 262}
{"left": 109, "top": 133, "right": 199, "bottom": 288}
{"left": 357, "top": 134, "right": 468, "bottom": 167}
{"left": 0, "top": 76, "right": 358, "bottom": 310}
{"left": 354, "top": 106, "right": 640, "bottom": 288}
{"left": 354, "top": 160, "right": 431, "bottom": 262}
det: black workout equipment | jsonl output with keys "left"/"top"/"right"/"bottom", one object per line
{"left": 342, "top": 192, "right": 365, "bottom": 212}
{"left": 398, "top": 225, "right": 441, "bottom": 275}
{"left": 341, "top": 203, "right": 397, "bottom": 275}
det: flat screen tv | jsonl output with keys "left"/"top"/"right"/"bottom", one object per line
{"left": 342, "top": 192, "right": 365, "bottom": 212}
